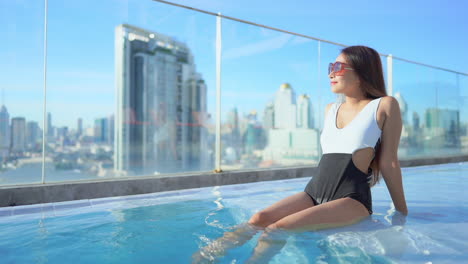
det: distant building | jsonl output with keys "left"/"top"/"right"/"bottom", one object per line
{"left": 94, "top": 118, "right": 108, "bottom": 143}
{"left": 26, "top": 121, "right": 40, "bottom": 151}
{"left": 114, "top": 24, "right": 209, "bottom": 175}
{"left": 394, "top": 92, "right": 408, "bottom": 125}
{"left": 263, "top": 83, "right": 320, "bottom": 164}
{"left": 424, "top": 107, "right": 460, "bottom": 147}
{"left": 0, "top": 105, "right": 10, "bottom": 160}
{"left": 263, "top": 102, "right": 274, "bottom": 131}
{"left": 11, "top": 117, "right": 26, "bottom": 155}
{"left": 297, "top": 94, "right": 314, "bottom": 129}
{"left": 107, "top": 115, "right": 114, "bottom": 145}
{"left": 77, "top": 118, "right": 83, "bottom": 137}
{"left": 47, "top": 112, "right": 53, "bottom": 138}
{"left": 412, "top": 112, "right": 420, "bottom": 131}
{"left": 224, "top": 108, "right": 241, "bottom": 159}
{"left": 274, "top": 83, "right": 297, "bottom": 129}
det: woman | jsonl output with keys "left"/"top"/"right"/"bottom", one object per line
{"left": 192, "top": 45, "right": 408, "bottom": 263}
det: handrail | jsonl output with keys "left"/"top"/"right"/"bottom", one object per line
{"left": 152, "top": 0, "right": 468, "bottom": 76}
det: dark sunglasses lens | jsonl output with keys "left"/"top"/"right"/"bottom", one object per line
{"left": 334, "top": 62, "right": 342, "bottom": 72}
{"left": 328, "top": 63, "right": 333, "bottom": 74}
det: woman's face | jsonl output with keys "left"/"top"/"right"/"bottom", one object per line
{"left": 329, "top": 53, "right": 361, "bottom": 95}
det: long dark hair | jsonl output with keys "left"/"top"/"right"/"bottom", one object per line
{"left": 341, "top": 45, "right": 388, "bottom": 187}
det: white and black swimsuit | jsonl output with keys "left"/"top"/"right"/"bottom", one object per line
{"left": 304, "top": 97, "right": 383, "bottom": 215}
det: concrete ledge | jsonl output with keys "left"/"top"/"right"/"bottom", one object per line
{"left": 0, "top": 166, "right": 316, "bottom": 207}
{"left": 1, "top": 154, "right": 467, "bottom": 207}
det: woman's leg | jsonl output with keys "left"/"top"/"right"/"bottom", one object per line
{"left": 245, "top": 197, "right": 370, "bottom": 264}
{"left": 192, "top": 192, "right": 315, "bottom": 263}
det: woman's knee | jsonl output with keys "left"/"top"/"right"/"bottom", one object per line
{"left": 248, "top": 211, "right": 275, "bottom": 228}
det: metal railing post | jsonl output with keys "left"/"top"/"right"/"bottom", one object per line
{"left": 387, "top": 54, "right": 393, "bottom": 96}
{"left": 215, "top": 13, "right": 222, "bottom": 173}
{"left": 41, "top": 0, "right": 49, "bottom": 184}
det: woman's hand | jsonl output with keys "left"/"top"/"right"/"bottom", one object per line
{"left": 391, "top": 210, "right": 407, "bottom": 226}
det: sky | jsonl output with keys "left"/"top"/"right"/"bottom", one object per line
{"left": 1, "top": 0, "right": 467, "bottom": 130}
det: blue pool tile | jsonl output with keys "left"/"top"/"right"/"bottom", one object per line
{"left": 0, "top": 208, "right": 12, "bottom": 217}
{"left": 13, "top": 204, "right": 44, "bottom": 216}
{"left": 54, "top": 200, "right": 91, "bottom": 211}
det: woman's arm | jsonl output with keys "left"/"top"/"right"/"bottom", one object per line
{"left": 378, "top": 96, "right": 408, "bottom": 215}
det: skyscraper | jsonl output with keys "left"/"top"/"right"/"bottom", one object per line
{"left": 26, "top": 121, "right": 40, "bottom": 151}
{"left": 297, "top": 94, "right": 313, "bottom": 129}
{"left": 114, "top": 24, "right": 209, "bottom": 175}
{"left": 94, "top": 118, "right": 108, "bottom": 143}
{"left": 263, "top": 84, "right": 320, "bottom": 164}
{"left": 11, "top": 117, "right": 26, "bottom": 155}
{"left": 263, "top": 102, "right": 274, "bottom": 131}
{"left": 0, "top": 105, "right": 10, "bottom": 160}
{"left": 394, "top": 92, "right": 408, "bottom": 125}
{"left": 274, "top": 83, "right": 297, "bottom": 129}
{"left": 226, "top": 108, "right": 241, "bottom": 150}
{"left": 107, "top": 115, "right": 114, "bottom": 145}
{"left": 77, "top": 118, "right": 83, "bottom": 137}
{"left": 47, "top": 112, "right": 53, "bottom": 137}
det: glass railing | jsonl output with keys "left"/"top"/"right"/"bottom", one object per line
{"left": 393, "top": 59, "right": 467, "bottom": 159}
{"left": 1, "top": 0, "right": 467, "bottom": 186}
{"left": 0, "top": 0, "right": 46, "bottom": 185}
{"left": 220, "top": 19, "right": 321, "bottom": 170}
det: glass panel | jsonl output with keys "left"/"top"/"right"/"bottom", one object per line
{"left": 220, "top": 20, "right": 323, "bottom": 170}
{"left": 393, "top": 60, "right": 464, "bottom": 159}
{"left": 45, "top": 0, "right": 215, "bottom": 182}
{"left": 0, "top": 1, "right": 45, "bottom": 186}
{"left": 432, "top": 70, "right": 462, "bottom": 156}
{"left": 393, "top": 60, "right": 433, "bottom": 159}
{"left": 460, "top": 74, "right": 468, "bottom": 155}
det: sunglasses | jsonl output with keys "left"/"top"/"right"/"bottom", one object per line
{"left": 328, "top": 62, "right": 354, "bottom": 75}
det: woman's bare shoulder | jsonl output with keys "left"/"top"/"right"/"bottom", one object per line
{"left": 377, "top": 96, "right": 401, "bottom": 129}
{"left": 379, "top": 96, "right": 400, "bottom": 113}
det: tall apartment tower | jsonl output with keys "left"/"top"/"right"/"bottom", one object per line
{"left": 297, "top": 94, "right": 314, "bottom": 129}
{"left": 0, "top": 105, "right": 10, "bottom": 160}
{"left": 274, "top": 83, "right": 297, "bottom": 129}
{"left": 11, "top": 117, "right": 26, "bottom": 155}
{"left": 114, "top": 24, "right": 209, "bottom": 175}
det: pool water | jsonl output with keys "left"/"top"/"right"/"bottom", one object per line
{"left": 1, "top": 162, "right": 467, "bottom": 263}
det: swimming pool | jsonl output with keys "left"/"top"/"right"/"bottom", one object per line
{"left": 1, "top": 162, "right": 467, "bottom": 263}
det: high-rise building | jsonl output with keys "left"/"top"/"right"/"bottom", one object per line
{"left": 413, "top": 112, "right": 420, "bottom": 130}
{"left": 107, "top": 115, "right": 114, "bottom": 145}
{"left": 26, "top": 121, "right": 40, "bottom": 150}
{"left": 394, "top": 92, "right": 408, "bottom": 125}
{"left": 263, "top": 102, "right": 274, "bottom": 131}
{"left": 297, "top": 94, "right": 313, "bottom": 129}
{"left": 114, "top": 24, "right": 209, "bottom": 175}
{"left": 11, "top": 117, "right": 26, "bottom": 155}
{"left": 47, "top": 112, "right": 53, "bottom": 137}
{"left": 94, "top": 118, "right": 108, "bottom": 143}
{"left": 274, "top": 83, "right": 297, "bottom": 129}
{"left": 425, "top": 108, "right": 459, "bottom": 130}
{"left": 424, "top": 108, "right": 460, "bottom": 147}
{"left": 77, "top": 118, "right": 83, "bottom": 137}
{"left": 225, "top": 108, "right": 240, "bottom": 149}
{"left": 0, "top": 105, "right": 10, "bottom": 160}
{"left": 263, "top": 84, "right": 320, "bottom": 164}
